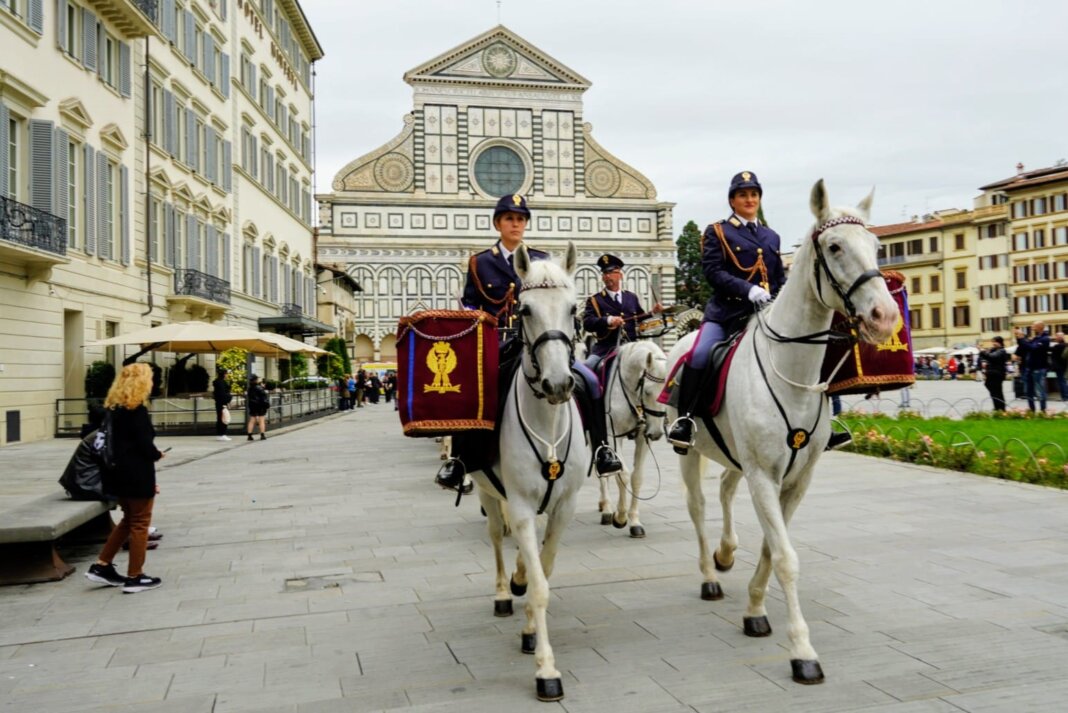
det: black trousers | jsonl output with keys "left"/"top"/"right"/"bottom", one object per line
{"left": 215, "top": 405, "right": 228, "bottom": 435}
{"left": 985, "top": 374, "right": 1005, "bottom": 411}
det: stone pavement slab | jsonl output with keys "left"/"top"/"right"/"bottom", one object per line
{"left": 2, "top": 402, "right": 1068, "bottom": 711}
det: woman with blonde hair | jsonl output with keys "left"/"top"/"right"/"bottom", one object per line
{"left": 85, "top": 362, "right": 165, "bottom": 593}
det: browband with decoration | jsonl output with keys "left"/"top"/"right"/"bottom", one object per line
{"left": 812, "top": 216, "right": 867, "bottom": 240}
{"left": 520, "top": 280, "right": 571, "bottom": 292}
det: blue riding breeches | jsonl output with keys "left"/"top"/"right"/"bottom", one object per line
{"left": 690, "top": 321, "right": 725, "bottom": 370}
{"left": 572, "top": 360, "right": 602, "bottom": 400}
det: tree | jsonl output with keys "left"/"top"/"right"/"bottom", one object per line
{"left": 218, "top": 348, "right": 248, "bottom": 394}
{"left": 316, "top": 352, "right": 344, "bottom": 381}
{"left": 324, "top": 337, "right": 352, "bottom": 376}
{"left": 675, "top": 220, "right": 711, "bottom": 308}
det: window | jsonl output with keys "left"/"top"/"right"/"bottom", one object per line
{"left": 7, "top": 115, "right": 18, "bottom": 200}
{"left": 148, "top": 196, "right": 161, "bottom": 263}
{"left": 1015, "top": 296, "right": 1029, "bottom": 314}
{"left": 473, "top": 145, "right": 526, "bottom": 196}
{"left": 910, "top": 276, "right": 921, "bottom": 294}
{"left": 1054, "top": 194, "right": 1067, "bottom": 212}
{"left": 909, "top": 309, "right": 921, "bottom": 331}
{"left": 983, "top": 223, "right": 1006, "bottom": 239}
{"left": 907, "top": 238, "right": 923, "bottom": 255}
{"left": 101, "top": 32, "right": 117, "bottom": 88}
{"left": 65, "top": 2, "right": 79, "bottom": 57}
{"left": 1014, "top": 265, "right": 1029, "bottom": 282}
{"left": 1013, "top": 232, "right": 1028, "bottom": 251}
{"left": 105, "top": 321, "right": 118, "bottom": 367}
{"left": 930, "top": 306, "right": 942, "bottom": 329}
{"left": 1033, "top": 229, "right": 1045, "bottom": 248}
{"left": 1035, "top": 262, "right": 1051, "bottom": 281}
{"left": 276, "top": 159, "right": 286, "bottom": 203}
{"left": 1012, "top": 202, "right": 1028, "bottom": 219}
{"left": 890, "top": 242, "right": 904, "bottom": 259}
{"left": 1055, "top": 226, "right": 1068, "bottom": 245}
{"left": 262, "top": 251, "right": 271, "bottom": 297}
{"left": 195, "top": 116, "right": 206, "bottom": 173}
{"left": 954, "top": 233, "right": 965, "bottom": 250}
{"left": 67, "top": 141, "right": 78, "bottom": 249}
{"left": 150, "top": 81, "right": 164, "bottom": 147}
{"left": 929, "top": 236, "right": 938, "bottom": 253}
{"left": 955, "top": 270, "right": 966, "bottom": 290}
{"left": 104, "top": 159, "right": 116, "bottom": 257}
{"left": 1033, "top": 197, "right": 1047, "bottom": 216}
{"left": 952, "top": 305, "right": 970, "bottom": 327}
{"left": 240, "top": 53, "right": 252, "bottom": 89}
{"left": 174, "top": 210, "right": 184, "bottom": 267}
{"left": 930, "top": 274, "right": 940, "bottom": 292}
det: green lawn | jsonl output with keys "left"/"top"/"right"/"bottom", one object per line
{"left": 837, "top": 414, "right": 1067, "bottom": 459}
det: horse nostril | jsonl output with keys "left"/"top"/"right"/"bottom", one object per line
{"left": 542, "top": 379, "right": 553, "bottom": 394}
{"left": 870, "top": 306, "right": 884, "bottom": 323}
{"left": 566, "top": 375, "right": 575, "bottom": 391}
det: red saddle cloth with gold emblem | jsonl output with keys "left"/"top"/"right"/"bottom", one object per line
{"left": 821, "top": 271, "right": 916, "bottom": 396}
{"left": 397, "top": 310, "right": 499, "bottom": 437}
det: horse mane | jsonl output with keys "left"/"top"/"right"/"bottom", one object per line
{"left": 520, "top": 256, "right": 575, "bottom": 294}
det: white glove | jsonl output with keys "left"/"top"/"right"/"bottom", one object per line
{"left": 747, "top": 285, "right": 772, "bottom": 305}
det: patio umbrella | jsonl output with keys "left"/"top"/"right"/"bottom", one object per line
{"left": 89, "top": 321, "right": 323, "bottom": 357}
{"left": 239, "top": 329, "right": 329, "bottom": 355}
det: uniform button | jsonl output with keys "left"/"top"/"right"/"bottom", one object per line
{"left": 487, "top": 283, "right": 493, "bottom": 288}
{"left": 757, "top": 248, "right": 763, "bottom": 254}
{"left": 735, "top": 246, "right": 741, "bottom": 251}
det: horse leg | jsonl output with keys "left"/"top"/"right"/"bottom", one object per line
{"left": 611, "top": 464, "right": 628, "bottom": 530}
{"left": 480, "top": 490, "right": 513, "bottom": 618}
{"left": 714, "top": 468, "right": 743, "bottom": 570}
{"left": 511, "top": 509, "right": 564, "bottom": 701}
{"left": 680, "top": 452, "right": 722, "bottom": 601}
{"left": 745, "top": 470, "right": 823, "bottom": 684}
{"left": 627, "top": 439, "right": 648, "bottom": 538}
{"left": 598, "top": 473, "right": 613, "bottom": 524}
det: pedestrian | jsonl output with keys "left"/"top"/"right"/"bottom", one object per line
{"left": 246, "top": 374, "right": 270, "bottom": 440}
{"left": 355, "top": 368, "right": 366, "bottom": 407}
{"left": 979, "top": 336, "right": 1010, "bottom": 411}
{"left": 947, "top": 356, "right": 958, "bottom": 380}
{"left": 84, "top": 363, "right": 165, "bottom": 593}
{"left": 212, "top": 368, "right": 232, "bottom": 441}
{"left": 1051, "top": 331, "right": 1067, "bottom": 401}
{"left": 1015, "top": 321, "right": 1050, "bottom": 412}
{"left": 347, "top": 373, "right": 357, "bottom": 409}
{"left": 899, "top": 386, "right": 911, "bottom": 409}
{"left": 368, "top": 373, "right": 382, "bottom": 404}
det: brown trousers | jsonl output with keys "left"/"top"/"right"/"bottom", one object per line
{"left": 98, "top": 497, "right": 155, "bottom": 577}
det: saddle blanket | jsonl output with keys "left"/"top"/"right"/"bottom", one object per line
{"left": 397, "top": 310, "right": 499, "bottom": 437}
{"left": 657, "top": 330, "right": 746, "bottom": 418}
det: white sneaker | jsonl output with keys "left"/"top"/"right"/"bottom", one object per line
{"left": 217, "top": 435, "right": 231, "bottom": 441}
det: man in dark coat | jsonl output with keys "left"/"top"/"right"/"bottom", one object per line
{"left": 212, "top": 368, "right": 232, "bottom": 441}
{"left": 979, "top": 336, "right": 1010, "bottom": 411}
{"left": 1016, "top": 321, "right": 1051, "bottom": 412}
{"left": 583, "top": 253, "right": 661, "bottom": 361}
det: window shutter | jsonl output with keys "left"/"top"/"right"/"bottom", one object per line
{"left": 97, "top": 152, "right": 109, "bottom": 259}
{"left": 220, "top": 0, "right": 228, "bottom": 21}
{"left": 82, "top": 9, "right": 97, "bottom": 70}
{"left": 164, "top": 203, "right": 175, "bottom": 267}
{"left": 0, "top": 104, "right": 9, "bottom": 198}
{"left": 184, "top": 107, "right": 194, "bottom": 166}
{"left": 120, "top": 164, "right": 130, "bottom": 264}
{"left": 185, "top": 214, "right": 196, "bottom": 269}
{"left": 183, "top": 11, "right": 194, "bottom": 62}
{"left": 29, "top": 120, "right": 55, "bottom": 214}
{"left": 222, "top": 140, "right": 232, "bottom": 192}
{"left": 307, "top": 277, "right": 315, "bottom": 315}
{"left": 52, "top": 128, "right": 69, "bottom": 230}
{"left": 283, "top": 265, "right": 291, "bottom": 303}
{"left": 205, "top": 36, "right": 216, "bottom": 86}
{"left": 28, "top": 0, "right": 44, "bottom": 34}
{"left": 270, "top": 256, "right": 278, "bottom": 301}
{"left": 206, "top": 224, "right": 217, "bottom": 276}
{"left": 119, "top": 42, "right": 131, "bottom": 97}
{"left": 249, "top": 136, "right": 258, "bottom": 180}
{"left": 56, "top": 1, "right": 68, "bottom": 52}
{"left": 83, "top": 144, "right": 95, "bottom": 253}
{"left": 148, "top": 198, "right": 157, "bottom": 263}
{"left": 162, "top": 0, "right": 175, "bottom": 42}
{"left": 163, "top": 90, "right": 176, "bottom": 156}
{"left": 252, "top": 246, "right": 261, "bottom": 298}
{"left": 248, "top": 64, "right": 256, "bottom": 101}
{"left": 220, "top": 53, "right": 230, "bottom": 99}
{"left": 222, "top": 232, "right": 231, "bottom": 284}
{"left": 205, "top": 128, "right": 215, "bottom": 183}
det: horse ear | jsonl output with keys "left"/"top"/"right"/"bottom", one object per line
{"left": 515, "top": 244, "right": 531, "bottom": 279}
{"left": 810, "top": 179, "right": 830, "bottom": 222}
{"left": 563, "top": 241, "right": 578, "bottom": 276}
{"left": 856, "top": 187, "right": 875, "bottom": 223}
{"left": 646, "top": 351, "right": 654, "bottom": 370}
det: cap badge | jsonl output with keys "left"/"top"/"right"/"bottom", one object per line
{"left": 742, "top": 172, "right": 751, "bottom": 181}
{"left": 601, "top": 255, "right": 609, "bottom": 264}
{"left": 513, "top": 194, "right": 522, "bottom": 206}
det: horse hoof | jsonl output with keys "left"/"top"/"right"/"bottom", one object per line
{"left": 521, "top": 632, "right": 536, "bottom": 654}
{"left": 600, "top": 512, "right": 613, "bottom": 526}
{"left": 612, "top": 515, "right": 627, "bottom": 529}
{"left": 535, "top": 677, "right": 564, "bottom": 702}
{"left": 510, "top": 576, "right": 527, "bottom": 597}
{"left": 700, "top": 582, "right": 723, "bottom": 601}
{"left": 791, "top": 659, "right": 825, "bottom": 684}
{"left": 713, "top": 550, "right": 734, "bottom": 572}
{"left": 743, "top": 616, "right": 772, "bottom": 637}
{"left": 494, "top": 599, "right": 513, "bottom": 617}
{"left": 629, "top": 525, "right": 646, "bottom": 539}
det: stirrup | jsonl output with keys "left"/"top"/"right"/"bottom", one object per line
{"left": 668, "top": 416, "right": 696, "bottom": 450}
{"left": 594, "top": 444, "right": 623, "bottom": 478}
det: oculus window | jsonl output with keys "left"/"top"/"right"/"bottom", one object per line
{"left": 473, "top": 146, "right": 525, "bottom": 196}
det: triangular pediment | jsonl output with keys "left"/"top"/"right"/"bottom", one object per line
{"left": 404, "top": 25, "right": 590, "bottom": 91}
{"left": 99, "top": 123, "right": 129, "bottom": 151}
{"left": 58, "top": 98, "right": 94, "bottom": 132}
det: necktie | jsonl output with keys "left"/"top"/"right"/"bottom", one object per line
{"left": 507, "top": 254, "right": 514, "bottom": 268}
{"left": 746, "top": 222, "right": 757, "bottom": 235}
{"left": 614, "top": 293, "right": 622, "bottom": 305}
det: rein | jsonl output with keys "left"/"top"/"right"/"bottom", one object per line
{"left": 809, "top": 216, "right": 883, "bottom": 319}
{"left": 516, "top": 280, "right": 577, "bottom": 399}
{"left": 607, "top": 347, "right": 666, "bottom": 439}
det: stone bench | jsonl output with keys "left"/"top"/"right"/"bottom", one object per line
{"left": 0, "top": 493, "right": 115, "bottom": 585}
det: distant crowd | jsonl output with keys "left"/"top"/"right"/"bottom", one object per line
{"left": 339, "top": 369, "right": 398, "bottom": 410}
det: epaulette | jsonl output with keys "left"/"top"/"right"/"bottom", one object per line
{"left": 489, "top": 246, "right": 500, "bottom": 256}
{"left": 728, "top": 217, "right": 742, "bottom": 227}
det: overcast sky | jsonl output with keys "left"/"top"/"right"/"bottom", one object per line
{"left": 303, "top": 0, "right": 1068, "bottom": 248}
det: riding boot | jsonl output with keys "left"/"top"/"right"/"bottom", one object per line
{"left": 825, "top": 430, "right": 853, "bottom": 451}
{"left": 572, "top": 377, "right": 622, "bottom": 477}
{"left": 434, "top": 433, "right": 476, "bottom": 494}
{"left": 668, "top": 365, "right": 705, "bottom": 454}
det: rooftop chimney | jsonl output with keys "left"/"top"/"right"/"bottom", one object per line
{"left": 1016, "top": 162, "right": 1025, "bottom": 174}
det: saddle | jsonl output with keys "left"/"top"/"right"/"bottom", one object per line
{"left": 660, "top": 329, "right": 747, "bottom": 418}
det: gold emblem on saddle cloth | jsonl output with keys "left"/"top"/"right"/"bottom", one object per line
{"left": 875, "top": 313, "right": 908, "bottom": 352}
{"left": 424, "top": 341, "right": 461, "bottom": 394}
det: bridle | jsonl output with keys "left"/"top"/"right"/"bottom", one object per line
{"left": 809, "top": 216, "right": 884, "bottom": 322}
{"left": 608, "top": 347, "right": 666, "bottom": 437}
{"left": 516, "top": 279, "right": 578, "bottom": 400}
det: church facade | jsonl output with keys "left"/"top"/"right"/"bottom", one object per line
{"left": 317, "top": 26, "right": 675, "bottom": 362}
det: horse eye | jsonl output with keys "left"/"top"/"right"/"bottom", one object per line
{"left": 517, "top": 304, "right": 531, "bottom": 316}
{"left": 570, "top": 305, "right": 577, "bottom": 315}
{"left": 828, "top": 243, "right": 842, "bottom": 254}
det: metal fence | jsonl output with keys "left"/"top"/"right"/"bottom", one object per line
{"left": 55, "top": 389, "right": 337, "bottom": 437}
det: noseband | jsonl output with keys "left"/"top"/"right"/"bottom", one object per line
{"left": 810, "top": 216, "right": 883, "bottom": 320}
{"left": 517, "top": 280, "right": 577, "bottom": 399}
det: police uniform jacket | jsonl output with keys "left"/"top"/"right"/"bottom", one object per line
{"left": 583, "top": 289, "right": 646, "bottom": 358}
{"left": 702, "top": 216, "right": 786, "bottom": 324}
{"left": 462, "top": 240, "right": 549, "bottom": 324}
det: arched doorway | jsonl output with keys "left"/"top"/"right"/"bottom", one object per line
{"left": 353, "top": 334, "right": 375, "bottom": 363}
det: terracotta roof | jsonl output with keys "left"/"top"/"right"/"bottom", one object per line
{"left": 869, "top": 219, "right": 943, "bottom": 237}
{"left": 979, "top": 165, "right": 1068, "bottom": 192}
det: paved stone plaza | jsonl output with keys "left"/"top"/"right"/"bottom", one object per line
{"left": 2, "top": 383, "right": 1068, "bottom": 712}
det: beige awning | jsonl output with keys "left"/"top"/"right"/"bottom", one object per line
{"left": 89, "top": 321, "right": 327, "bottom": 356}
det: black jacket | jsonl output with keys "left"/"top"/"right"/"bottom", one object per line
{"left": 212, "top": 377, "right": 232, "bottom": 407}
{"left": 101, "top": 405, "right": 161, "bottom": 499}
{"left": 980, "top": 347, "right": 1010, "bottom": 377}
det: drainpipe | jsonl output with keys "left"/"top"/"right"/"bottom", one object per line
{"left": 140, "top": 33, "right": 153, "bottom": 316}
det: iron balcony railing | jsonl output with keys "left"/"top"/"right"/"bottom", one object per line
{"left": 281, "top": 302, "right": 305, "bottom": 317}
{"left": 134, "top": 0, "right": 159, "bottom": 23}
{"left": 0, "top": 195, "right": 67, "bottom": 257}
{"left": 173, "top": 268, "right": 232, "bottom": 304}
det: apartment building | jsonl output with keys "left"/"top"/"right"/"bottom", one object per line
{"left": 0, "top": 0, "right": 323, "bottom": 445}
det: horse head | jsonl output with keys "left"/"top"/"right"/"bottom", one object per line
{"left": 620, "top": 341, "right": 668, "bottom": 440}
{"left": 805, "top": 179, "right": 898, "bottom": 344}
{"left": 515, "top": 242, "right": 579, "bottom": 405}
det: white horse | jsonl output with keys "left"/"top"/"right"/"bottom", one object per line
{"left": 597, "top": 340, "right": 669, "bottom": 538}
{"left": 470, "top": 242, "right": 588, "bottom": 702}
{"left": 665, "top": 180, "right": 898, "bottom": 684}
